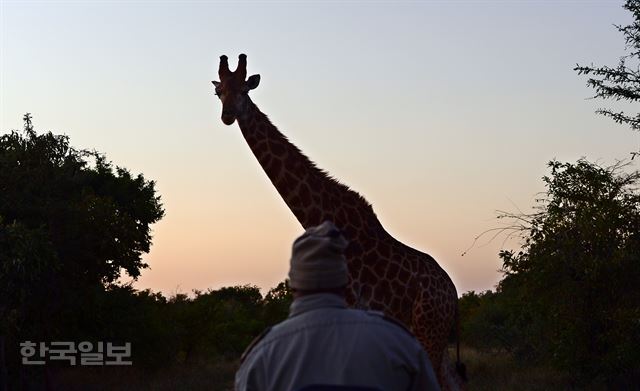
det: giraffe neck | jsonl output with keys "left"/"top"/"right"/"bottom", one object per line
{"left": 236, "top": 98, "right": 385, "bottom": 240}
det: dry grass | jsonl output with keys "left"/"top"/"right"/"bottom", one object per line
{"left": 51, "top": 358, "right": 238, "bottom": 391}
{"left": 450, "top": 345, "right": 576, "bottom": 391}
{"left": 43, "top": 347, "right": 579, "bottom": 390}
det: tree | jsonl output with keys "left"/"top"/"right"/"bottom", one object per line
{"left": 0, "top": 114, "right": 164, "bottom": 387}
{"left": 0, "top": 114, "right": 164, "bottom": 288}
{"left": 499, "top": 159, "right": 640, "bottom": 385}
{"left": 575, "top": 0, "right": 640, "bottom": 158}
{"left": 262, "top": 280, "right": 293, "bottom": 326}
{"left": 458, "top": 290, "right": 517, "bottom": 353}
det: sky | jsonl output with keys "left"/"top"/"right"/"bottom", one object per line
{"left": 1, "top": 0, "right": 638, "bottom": 297}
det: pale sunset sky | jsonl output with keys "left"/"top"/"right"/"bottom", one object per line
{"left": 1, "top": 0, "right": 638, "bottom": 296}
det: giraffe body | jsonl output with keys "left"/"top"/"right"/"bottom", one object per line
{"left": 213, "top": 54, "right": 463, "bottom": 390}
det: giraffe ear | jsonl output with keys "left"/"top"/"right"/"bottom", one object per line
{"left": 246, "top": 74, "right": 260, "bottom": 91}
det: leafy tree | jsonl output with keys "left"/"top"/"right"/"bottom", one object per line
{"left": 0, "top": 114, "right": 164, "bottom": 289}
{"left": 206, "top": 285, "right": 265, "bottom": 356}
{"left": 498, "top": 159, "right": 640, "bottom": 385}
{"left": 262, "top": 280, "right": 293, "bottom": 326}
{"left": 458, "top": 290, "right": 517, "bottom": 353}
{"left": 165, "top": 285, "right": 267, "bottom": 363}
{"left": 84, "top": 284, "right": 177, "bottom": 369}
{"left": 0, "top": 114, "right": 164, "bottom": 386}
{"left": 575, "top": 0, "right": 640, "bottom": 158}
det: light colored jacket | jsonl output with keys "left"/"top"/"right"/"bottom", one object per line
{"left": 235, "top": 293, "right": 440, "bottom": 391}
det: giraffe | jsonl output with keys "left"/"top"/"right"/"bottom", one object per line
{"left": 212, "top": 54, "right": 464, "bottom": 390}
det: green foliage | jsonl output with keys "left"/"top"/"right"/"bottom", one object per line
{"left": 0, "top": 114, "right": 296, "bottom": 389}
{"left": 0, "top": 114, "right": 164, "bottom": 291}
{"left": 458, "top": 290, "right": 516, "bottom": 353}
{"left": 99, "top": 283, "right": 292, "bottom": 369}
{"left": 76, "top": 282, "right": 291, "bottom": 371}
{"left": 462, "top": 159, "right": 640, "bottom": 386}
{"left": 91, "top": 285, "right": 177, "bottom": 369}
{"left": 0, "top": 216, "right": 58, "bottom": 335}
{"left": 0, "top": 114, "right": 164, "bottom": 322}
{"left": 175, "top": 285, "right": 265, "bottom": 360}
{"left": 575, "top": 0, "right": 640, "bottom": 157}
{"left": 506, "top": 160, "right": 639, "bottom": 381}
{"left": 262, "top": 280, "right": 293, "bottom": 326}
{"left": 0, "top": 114, "right": 165, "bottom": 386}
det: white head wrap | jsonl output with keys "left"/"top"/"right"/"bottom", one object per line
{"left": 288, "top": 221, "right": 349, "bottom": 290}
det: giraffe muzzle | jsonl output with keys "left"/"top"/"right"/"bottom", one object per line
{"left": 221, "top": 113, "right": 236, "bottom": 125}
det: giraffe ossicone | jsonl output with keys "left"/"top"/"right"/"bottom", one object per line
{"left": 212, "top": 54, "right": 465, "bottom": 390}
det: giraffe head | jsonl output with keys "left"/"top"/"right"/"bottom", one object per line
{"left": 212, "top": 54, "right": 261, "bottom": 125}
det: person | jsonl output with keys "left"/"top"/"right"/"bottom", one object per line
{"left": 235, "top": 221, "right": 441, "bottom": 391}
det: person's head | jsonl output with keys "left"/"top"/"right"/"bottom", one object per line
{"left": 288, "top": 221, "right": 349, "bottom": 299}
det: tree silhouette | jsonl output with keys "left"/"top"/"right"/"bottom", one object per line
{"left": 0, "top": 114, "right": 164, "bottom": 388}
{"left": 497, "top": 159, "right": 640, "bottom": 385}
{"left": 575, "top": 0, "right": 640, "bottom": 158}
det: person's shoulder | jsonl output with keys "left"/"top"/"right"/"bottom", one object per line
{"left": 240, "top": 326, "right": 272, "bottom": 364}
{"left": 363, "top": 309, "right": 416, "bottom": 338}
